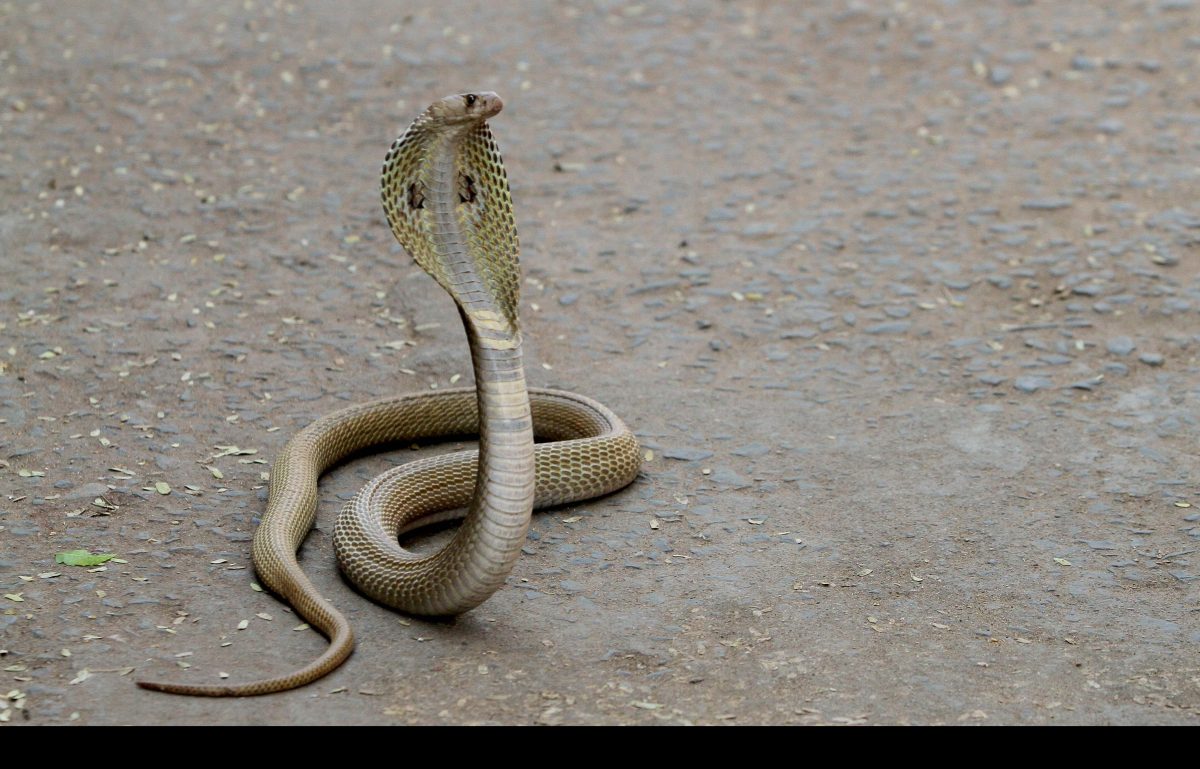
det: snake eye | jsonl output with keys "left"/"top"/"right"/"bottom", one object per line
{"left": 464, "top": 93, "right": 477, "bottom": 107}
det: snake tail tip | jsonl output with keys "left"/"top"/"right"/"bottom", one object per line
{"left": 136, "top": 679, "right": 227, "bottom": 696}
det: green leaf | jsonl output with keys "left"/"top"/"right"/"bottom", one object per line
{"left": 55, "top": 550, "right": 117, "bottom": 567}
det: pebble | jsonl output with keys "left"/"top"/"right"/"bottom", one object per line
{"left": 1021, "top": 198, "right": 1072, "bottom": 211}
{"left": 64, "top": 482, "right": 111, "bottom": 501}
{"left": 1014, "top": 375, "right": 1053, "bottom": 392}
{"left": 709, "top": 468, "right": 752, "bottom": 489}
{"left": 1137, "top": 617, "right": 1180, "bottom": 634}
{"left": 662, "top": 447, "right": 713, "bottom": 461}
{"left": 1106, "top": 337, "right": 1135, "bottom": 356}
{"left": 1138, "top": 352, "right": 1164, "bottom": 366}
{"left": 865, "top": 321, "right": 911, "bottom": 334}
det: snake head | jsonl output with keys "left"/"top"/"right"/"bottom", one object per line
{"left": 427, "top": 92, "right": 504, "bottom": 127}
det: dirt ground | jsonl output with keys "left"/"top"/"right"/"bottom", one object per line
{"left": 2, "top": 0, "right": 1199, "bottom": 725}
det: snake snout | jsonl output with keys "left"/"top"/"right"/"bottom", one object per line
{"left": 474, "top": 91, "right": 503, "bottom": 117}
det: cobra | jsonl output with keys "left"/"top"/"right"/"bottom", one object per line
{"left": 137, "top": 92, "right": 642, "bottom": 696}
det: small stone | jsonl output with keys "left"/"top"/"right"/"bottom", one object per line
{"left": 1021, "top": 198, "right": 1072, "bottom": 211}
{"left": 1106, "top": 337, "right": 1135, "bottom": 356}
{"left": 65, "top": 482, "right": 111, "bottom": 501}
{"left": 741, "top": 223, "right": 776, "bottom": 239}
{"left": 1014, "top": 375, "right": 1052, "bottom": 393}
{"left": 1095, "top": 119, "right": 1124, "bottom": 135}
{"left": 865, "top": 321, "right": 910, "bottom": 335}
{"left": 709, "top": 468, "right": 752, "bottom": 489}
{"left": 1138, "top": 352, "right": 1164, "bottom": 366}
{"left": 662, "top": 447, "right": 713, "bottom": 462}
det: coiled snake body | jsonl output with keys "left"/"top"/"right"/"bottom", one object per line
{"left": 137, "top": 92, "right": 642, "bottom": 696}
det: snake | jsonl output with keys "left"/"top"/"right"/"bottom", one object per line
{"left": 136, "top": 92, "right": 642, "bottom": 696}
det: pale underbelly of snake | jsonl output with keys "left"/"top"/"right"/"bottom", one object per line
{"left": 137, "top": 92, "right": 642, "bottom": 696}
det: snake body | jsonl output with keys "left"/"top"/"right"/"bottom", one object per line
{"left": 136, "top": 92, "right": 641, "bottom": 696}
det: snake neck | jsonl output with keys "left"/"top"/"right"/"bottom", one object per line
{"left": 432, "top": 310, "right": 534, "bottom": 613}
{"left": 418, "top": 137, "right": 521, "bottom": 327}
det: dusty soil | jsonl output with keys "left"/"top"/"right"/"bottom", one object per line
{"left": 2, "top": 0, "right": 1199, "bottom": 725}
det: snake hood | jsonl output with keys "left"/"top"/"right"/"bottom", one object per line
{"left": 381, "top": 90, "right": 521, "bottom": 330}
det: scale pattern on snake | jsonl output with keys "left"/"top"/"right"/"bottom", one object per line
{"left": 136, "top": 92, "right": 642, "bottom": 696}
